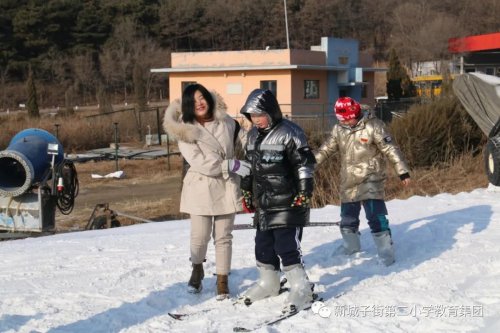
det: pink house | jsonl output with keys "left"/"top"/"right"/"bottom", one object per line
{"left": 152, "top": 37, "right": 384, "bottom": 118}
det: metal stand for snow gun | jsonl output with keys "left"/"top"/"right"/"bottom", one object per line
{"left": 0, "top": 128, "right": 79, "bottom": 239}
{"left": 85, "top": 203, "right": 159, "bottom": 230}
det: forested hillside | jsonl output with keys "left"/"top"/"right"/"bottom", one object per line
{"left": 1, "top": 0, "right": 499, "bottom": 109}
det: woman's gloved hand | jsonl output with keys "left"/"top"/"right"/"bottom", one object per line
{"left": 228, "top": 159, "right": 251, "bottom": 177}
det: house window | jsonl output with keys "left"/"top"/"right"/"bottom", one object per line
{"left": 485, "top": 68, "right": 494, "bottom": 75}
{"left": 304, "top": 80, "right": 319, "bottom": 99}
{"left": 260, "top": 80, "right": 277, "bottom": 97}
{"left": 496, "top": 68, "right": 500, "bottom": 77}
{"left": 339, "top": 56, "right": 349, "bottom": 65}
{"left": 181, "top": 81, "right": 197, "bottom": 92}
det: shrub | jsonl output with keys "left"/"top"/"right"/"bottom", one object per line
{"left": 389, "top": 95, "right": 484, "bottom": 168}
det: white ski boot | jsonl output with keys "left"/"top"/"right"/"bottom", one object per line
{"left": 332, "top": 227, "right": 361, "bottom": 256}
{"left": 240, "top": 263, "right": 280, "bottom": 305}
{"left": 282, "top": 264, "right": 313, "bottom": 313}
{"left": 372, "top": 230, "right": 395, "bottom": 266}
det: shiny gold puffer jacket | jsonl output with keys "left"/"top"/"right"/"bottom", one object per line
{"left": 315, "top": 113, "right": 409, "bottom": 202}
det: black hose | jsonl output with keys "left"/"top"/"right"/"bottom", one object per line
{"left": 56, "top": 160, "right": 79, "bottom": 215}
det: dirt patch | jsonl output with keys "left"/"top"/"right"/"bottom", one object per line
{"left": 56, "top": 156, "right": 187, "bottom": 231}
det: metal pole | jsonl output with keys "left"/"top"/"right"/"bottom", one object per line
{"left": 284, "top": 0, "right": 290, "bottom": 49}
{"left": 54, "top": 123, "right": 60, "bottom": 139}
{"left": 156, "top": 107, "right": 162, "bottom": 145}
{"left": 113, "top": 122, "right": 119, "bottom": 171}
{"left": 166, "top": 132, "right": 171, "bottom": 171}
{"left": 113, "top": 210, "right": 157, "bottom": 224}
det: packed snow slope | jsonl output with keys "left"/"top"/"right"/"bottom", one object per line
{"left": 1, "top": 187, "right": 500, "bottom": 332}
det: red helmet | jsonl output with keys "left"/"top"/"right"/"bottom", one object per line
{"left": 334, "top": 97, "right": 361, "bottom": 121}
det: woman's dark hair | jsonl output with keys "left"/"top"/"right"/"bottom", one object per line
{"left": 181, "top": 84, "right": 215, "bottom": 123}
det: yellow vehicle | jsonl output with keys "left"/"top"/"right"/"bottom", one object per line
{"left": 411, "top": 74, "right": 456, "bottom": 98}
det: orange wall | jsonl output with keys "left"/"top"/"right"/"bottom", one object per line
{"left": 288, "top": 70, "right": 328, "bottom": 115}
{"left": 170, "top": 69, "right": 332, "bottom": 116}
{"left": 169, "top": 49, "right": 330, "bottom": 116}
{"left": 169, "top": 70, "right": 295, "bottom": 117}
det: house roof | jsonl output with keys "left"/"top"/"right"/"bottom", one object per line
{"left": 151, "top": 46, "right": 387, "bottom": 74}
{"left": 151, "top": 65, "right": 386, "bottom": 73}
{"left": 151, "top": 64, "right": 349, "bottom": 73}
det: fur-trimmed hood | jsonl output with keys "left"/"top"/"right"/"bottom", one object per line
{"left": 163, "top": 91, "right": 228, "bottom": 143}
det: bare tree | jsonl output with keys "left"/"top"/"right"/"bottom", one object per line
{"left": 457, "top": 0, "right": 500, "bottom": 35}
{"left": 390, "top": 1, "right": 465, "bottom": 69}
{"left": 101, "top": 18, "right": 165, "bottom": 104}
{"left": 390, "top": 1, "right": 431, "bottom": 66}
{"left": 0, "top": 65, "right": 9, "bottom": 111}
{"left": 26, "top": 65, "right": 40, "bottom": 118}
{"left": 100, "top": 19, "right": 135, "bottom": 104}
{"left": 70, "top": 52, "right": 97, "bottom": 106}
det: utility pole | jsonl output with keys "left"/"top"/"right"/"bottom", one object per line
{"left": 284, "top": 0, "right": 290, "bottom": 49}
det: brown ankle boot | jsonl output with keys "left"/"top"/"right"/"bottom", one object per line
{"left": 187, "top": 263, "right": 204, "bottom": 293}
{"left": 216, "top": 274, "right": 229, "bottom": 300}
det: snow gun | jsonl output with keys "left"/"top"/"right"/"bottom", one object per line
{"left": 0, "top": 128, "right": 78, "bottom": 237}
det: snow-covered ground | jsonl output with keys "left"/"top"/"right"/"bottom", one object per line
{"left": 1, "top": 187, "right": 500, "bottom": 332}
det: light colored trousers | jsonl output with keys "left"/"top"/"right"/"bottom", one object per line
{"left": 190, "top": 213, "right": 235, "bottom": 275}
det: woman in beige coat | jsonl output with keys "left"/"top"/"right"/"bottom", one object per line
{"left": 315, "top": 97, "right": 410, "bottom": 266}
{"left": 163, "top": 84, "right": 249, "bottom": 300}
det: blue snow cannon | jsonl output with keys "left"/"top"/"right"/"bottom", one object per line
{"left": 0, "top": 128, "right": 64, "bottom": 197}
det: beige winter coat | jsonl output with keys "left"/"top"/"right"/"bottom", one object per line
{"left": 163, "top": 93, "right": 245, "bottom": 215}
{"left": 315, "top": 113, "right": 409, "bottom": 202}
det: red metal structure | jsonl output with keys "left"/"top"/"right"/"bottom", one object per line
{"left": 449, "top": 32, "right": 500, "bottom": 53}
{"left": 448, "top": 32, "right": 500, "bottom": 76}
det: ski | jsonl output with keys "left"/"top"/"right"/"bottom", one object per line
{"left": 232, "top": 297, "right": 323, "bottom": 332}
{"left": 232, "top": 291, "right": 345, "bottom": 332}
{"left": 233, "top": 221, "right": 340, "bottom": 230}
{"left": 168, "top": 307, "right": 213, "bottom": 320}
{"left": 168, "top": 280, "right": 289, "bottom": 321}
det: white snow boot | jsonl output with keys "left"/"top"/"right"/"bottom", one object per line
{"left": 282, "top": 264, "right": 313, "bottom": 313}
{"left": 333, "top": 228, "right": 361, "bottom": 255}
{"left": 240, "top": 263, "right": 280, "bottom": 305}
{"left": 372, "top": 230, "right": 395, "bottom": 266}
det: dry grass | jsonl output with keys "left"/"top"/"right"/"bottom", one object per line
{"left": 0, "top": 102, "right": 169, "bottom": 152}
{"left": 313, "top": 150, "right": 488, "bottom": 208}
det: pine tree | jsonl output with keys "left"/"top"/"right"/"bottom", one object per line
{"left": 386, "top": 49, "right": 416, "bottom": 100}
{"left": 386, "top": 49, "right": 405, "bottom": 101}
{"left": 26, "top": 65, "right": 39, "bottom": 118}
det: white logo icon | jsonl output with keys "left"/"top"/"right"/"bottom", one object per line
{"left": 312, "top": 301, "right": 332, "bottom": 318}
